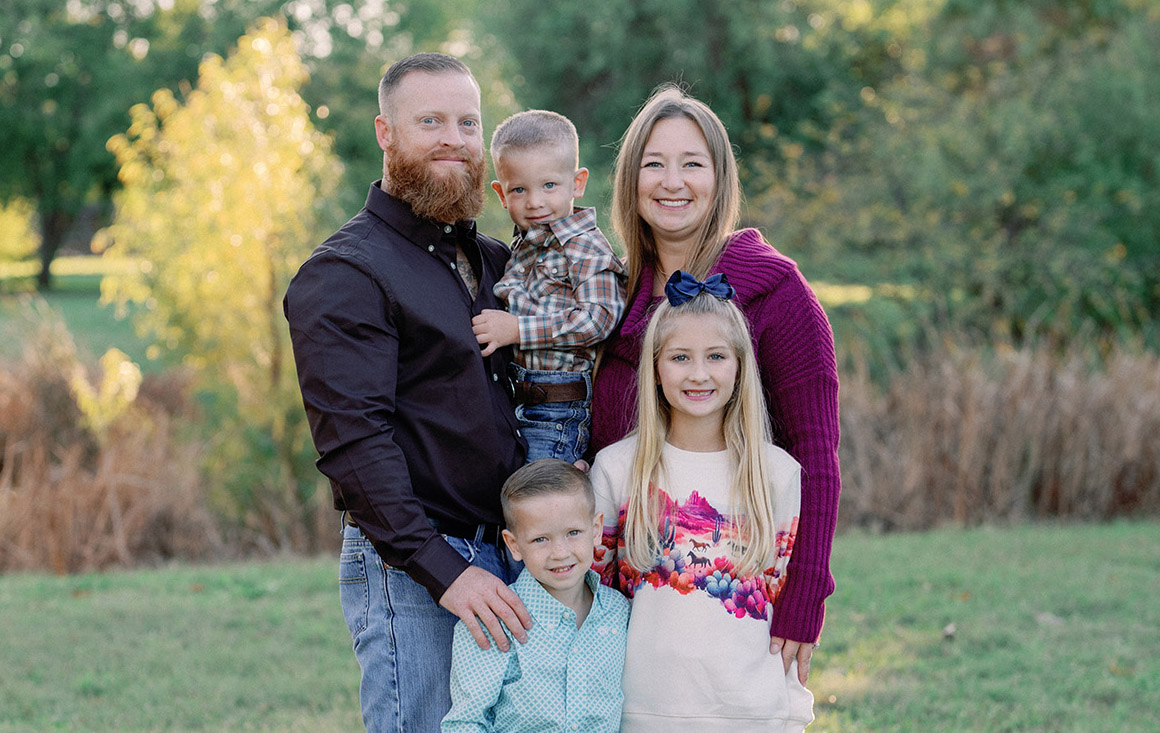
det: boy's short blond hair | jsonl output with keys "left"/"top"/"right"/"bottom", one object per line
{"left": 500, "top": 458, "right": 594, "bottom": 531}
{"left": 490, "top": 110, "right": 580, "bottom": 170}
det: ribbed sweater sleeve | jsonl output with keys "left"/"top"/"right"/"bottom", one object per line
{"left": 718, "top": 230, "right": 841, "bottom": 642}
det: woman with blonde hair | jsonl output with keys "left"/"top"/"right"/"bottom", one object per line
{"left": 590, "top": 84, "right": 841, "bottom": 685}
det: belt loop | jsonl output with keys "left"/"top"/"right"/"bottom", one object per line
{"left": 474, "top": 524, "right": 486, "bottom": 543}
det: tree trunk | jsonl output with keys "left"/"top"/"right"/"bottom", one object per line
{"left": 36, "top": 209, "right": 74, "bottom": 291}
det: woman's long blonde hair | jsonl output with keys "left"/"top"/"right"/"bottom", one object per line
{"left": 611, "top": 84, "right": 742, "bottom": 299}
{"left": 622, "top": 291, "right": 777, "bottom": 577}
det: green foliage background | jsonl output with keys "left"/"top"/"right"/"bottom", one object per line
{"left": 6, "top": 0, "right": 1157, "bottom": 351}
{"left": 3, "top": 0, "right": 1159, "bottom": 543}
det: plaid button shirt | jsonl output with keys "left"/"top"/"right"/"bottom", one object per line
{"left": 494, "top": 206, "right": 627, "bottom": 372}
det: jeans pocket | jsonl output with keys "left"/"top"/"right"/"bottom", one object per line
{"left": 339, "top": 551, "right": 370, "bottom": 637}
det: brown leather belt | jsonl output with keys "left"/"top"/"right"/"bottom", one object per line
{"left": 345, "top": 513, "right": 503, "bottom": 545}
{"left": 512, "top": 379, "right": 588, "bottom": 405}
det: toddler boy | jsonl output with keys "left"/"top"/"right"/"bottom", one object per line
{"left": 472, "top": 110, "right": 626, "bottom": 464}
{"left": 442, "top": 459, "right": 630, "bottom": 733}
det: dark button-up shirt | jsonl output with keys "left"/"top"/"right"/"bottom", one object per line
{"left": 284, "top": 182, "right": 526, "bottom": 600}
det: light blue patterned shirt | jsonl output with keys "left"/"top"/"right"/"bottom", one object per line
{"left": 442, "top": 568, "right": 630, "bottom": 732}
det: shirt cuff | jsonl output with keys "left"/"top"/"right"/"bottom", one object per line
{"left": 405, "top": 533, "right": 472, "bottom": 602}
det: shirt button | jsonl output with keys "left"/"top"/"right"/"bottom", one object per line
{"left": 571, "top": 724, "right": 579, "bottom": 731}
{"left": 428, "top": 245, "right": 435, "bottom": 252}
{"left": 443, "top": 225, "right": 452, "bottom": 233}
{"left": 492, "top": 374, "right": 498, "bottom": 382}
{"left": 450, "top": 262, "right": 457, "bottom": 270}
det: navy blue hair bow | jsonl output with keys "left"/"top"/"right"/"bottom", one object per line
{"left": 664, "top": 271, "right": 735, "bottom": 306}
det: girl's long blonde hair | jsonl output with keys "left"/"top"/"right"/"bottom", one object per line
{"left": 623, "top": 291, "right": 777, "bottom": 577}
{"left": 611, "top": 84, "right": 741, "bottom": 299}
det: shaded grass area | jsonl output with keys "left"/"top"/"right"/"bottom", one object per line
{"left": 2, "top": 523, "right": 1156, "bottom": 731}
{"left": 0, "top": 257, "right": 152, "bottom": 368}
{"left": 813, "top": 521, "right": 1160, "bottom": 732}
{"left": 0, "top": 556, "right": 361, "bottom": 732}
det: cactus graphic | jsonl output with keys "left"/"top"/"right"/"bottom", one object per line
{"left": 712, "top": 514, "right": 723, "bottom": 545}
{"left": 661, "top": 515, "right": 676, "bottom": 550}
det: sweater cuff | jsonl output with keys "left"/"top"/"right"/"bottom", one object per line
{"left": 769, "top": 562, "right": 834, "bottom": 643}
{"left": 404, "top": 533, "right": 472, "bottom": 602}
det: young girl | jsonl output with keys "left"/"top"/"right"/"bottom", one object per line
{"left": 591, "top": 271, "right": 814, "bottom": 732}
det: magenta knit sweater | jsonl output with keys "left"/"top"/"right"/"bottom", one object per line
{"left": 590, "top": 228, "right": 840, "bottom": 643}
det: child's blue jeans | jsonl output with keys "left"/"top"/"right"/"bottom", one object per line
{"left": 508, "top": 363, "right": 592, "bottom": 465}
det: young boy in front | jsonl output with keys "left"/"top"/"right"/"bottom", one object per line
{"left": 472, "top": 110, "right": 627, "bottom": 464}
{"left": 441, "top": 459, "right": 630, "bottom": 733}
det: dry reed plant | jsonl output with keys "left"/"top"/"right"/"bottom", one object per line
{"left": 838, "top": 344, "right": 1160, "bottom": 530}
{"left": 0, "top": 301, "right": 222, "bottom": 573}
{"left": 6, "top": 294, "right": 1158, "bottom": 571}
{"left": 0, "top": 404, "right": 220, "bottom": 573}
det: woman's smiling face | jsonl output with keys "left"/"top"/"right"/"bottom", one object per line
{"left": 636, "top": 116, "right": 716, "bottom": 252}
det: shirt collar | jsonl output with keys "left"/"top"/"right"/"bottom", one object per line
{"left": 365, "top": 180, "right": 478, "bottom": 250}
{"left": 517, "top": 206, "right": 597, "bottom": 248}
{"left": 512, "top": 567, "right": 603, "bottom": 624}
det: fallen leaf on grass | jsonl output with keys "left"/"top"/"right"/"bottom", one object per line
{"left": 1034, "top": 611, "right": 1064, "bottom": 627}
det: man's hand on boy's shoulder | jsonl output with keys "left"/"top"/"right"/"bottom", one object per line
{"left": 440, "top": 566, "right": 533, "bottom": 651}
{"left": 472, "top": 309, "right": 519, "bottom": 356}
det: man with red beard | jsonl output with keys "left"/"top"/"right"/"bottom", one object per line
{"left": 284, "top": 53, "right": 531, "bottom": 732}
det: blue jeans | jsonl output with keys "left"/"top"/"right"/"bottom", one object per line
{"left": 339, "top": 522, "right": 521, "bottom": 733}
{"left": 509, "top": 364, "right": 592, "bottom": 465}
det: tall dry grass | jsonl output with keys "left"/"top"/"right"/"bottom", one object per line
{"left": 0, "top": 302, "right": 221, "bottom": 573}
{"left": 838, "top": 344, "right": 1160, "bottom": 530}
{"left": 4, "top": 293, "right": 1158, "bottom": 572}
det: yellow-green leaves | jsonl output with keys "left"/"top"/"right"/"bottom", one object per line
{"left": 102, "top": 17, "right": 341, "bottom": 415}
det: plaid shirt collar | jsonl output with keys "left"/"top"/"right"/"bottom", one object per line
{"left": 514, "top": 206, "right": 598, "bottom": 250}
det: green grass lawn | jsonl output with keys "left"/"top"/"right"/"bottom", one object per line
{"left": 0, "top": 556, "right": 361, "bottom": 732}
{"left": 1, "top": 522, "right": 1156, "bottom": 732}
{"left": 0, "top": 257, "right": 153, "bottom": 368}
{"left": 813, "top": 522, "right": 1159, "bottom": 731}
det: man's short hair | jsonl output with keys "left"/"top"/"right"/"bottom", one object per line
{"left": 500, "top": 458, "right": 594, "bottom": 530}
{"left": 490, "top": 110, "right": 580, "bottom": 169}
{"left": 378, "top": 52, "right": 476, "bottom": 118}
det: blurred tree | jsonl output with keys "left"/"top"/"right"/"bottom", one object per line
{"left": 0, "top": 198, "right": 39, "bottom": 262}
{"left": 477, "top": 0, "right": 925, "bottom": 208}
{"left": 756, "top": 0, "right": 1160, "bottom": 353}
{"left": 0, "top": 0, "right": 277, "bottom": 289}
{"left": 100, "top": 17, "right": 343, "bottom": 549}
{"left": 0, "top": 0, "right": 474, "bottom": 289}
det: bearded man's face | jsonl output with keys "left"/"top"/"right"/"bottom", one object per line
{"left": 377, "top": 71, "right": 486, "bottom": 223}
